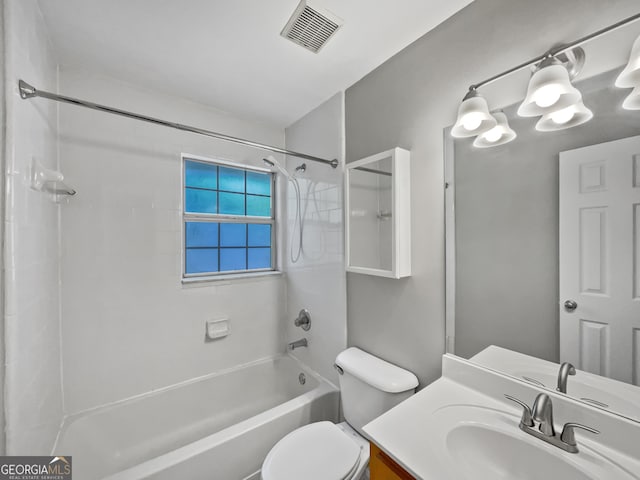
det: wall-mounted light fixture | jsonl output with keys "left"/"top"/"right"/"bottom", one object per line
{"left": 450, "top": 13, "right": 640, "bottom": 148}
{"left": 617, "top": 34, "right": 640, "bottom": 109}
{"left": 451, "top": 90, "right": 497, "bottom": 138}
{"left": 616, "top": 35, "right": 640, "bottom": 88}
{"left": 622, "top": 86, "right": 640, "bottom": 110}
{"left": 517, "top": 56, "right": 583, "bottom": 117}
{"left": 535, "top": 100, "right": 593, "bottom": 131}
{"left": 473, "top": 111, "right": 517, "bottom": 148}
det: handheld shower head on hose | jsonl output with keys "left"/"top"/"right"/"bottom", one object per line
{"left": 263, "top": 155, "right": 293, "bottom": 180}
{"left": 262, "top": 155, "right": 303, "bottom": 263}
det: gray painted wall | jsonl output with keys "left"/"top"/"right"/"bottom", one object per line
{"left": 454, "top": 71, "right": 640, "bottom": 361}
{"left": 345, "top": 0, "right": 639, "bottom": 387}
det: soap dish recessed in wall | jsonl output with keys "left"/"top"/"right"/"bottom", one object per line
{"left": 30, "top": 158, "right": 76, "bottom": 202}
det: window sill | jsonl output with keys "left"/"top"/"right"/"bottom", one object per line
{"left": 181, "top": 270, "right": 283, "bottom": 287}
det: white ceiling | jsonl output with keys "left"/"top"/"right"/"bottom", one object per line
{"left": 37, "top": 0, "right": 473, "bottom": 127}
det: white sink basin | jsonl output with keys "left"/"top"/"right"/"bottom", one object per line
{"left": 435, "top": 405, "right": 636, "bottom": 480}
{"left": 448, "top": 425, "right": 591, "bottom": 480}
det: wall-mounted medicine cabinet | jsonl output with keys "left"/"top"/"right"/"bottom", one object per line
{"left": 345, "top": 147, "right": 411, "bottom": 278}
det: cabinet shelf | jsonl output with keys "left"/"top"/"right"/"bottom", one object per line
{"left": 345, "top": 147, "right": 411, "bottom": 278}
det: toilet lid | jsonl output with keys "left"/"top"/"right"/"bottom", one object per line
{"left": 262, "top": 422, "right": 361, "bottom": 480}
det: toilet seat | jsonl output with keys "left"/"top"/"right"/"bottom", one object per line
{"left": 261, "top": 421, "right": 362, "bottom": 480}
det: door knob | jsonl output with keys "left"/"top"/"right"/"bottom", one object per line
{"left": 564, "top": 300, "right": 578, "bottom": 311}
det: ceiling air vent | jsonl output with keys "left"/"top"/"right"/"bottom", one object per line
{"left": 281, "top": 1, "right": 343, "bottom": 53}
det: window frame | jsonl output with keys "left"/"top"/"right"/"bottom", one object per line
{"left": 181, "top": 153, "right": 277, "bottom": 280}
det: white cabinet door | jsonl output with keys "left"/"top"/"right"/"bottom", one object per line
{"left": 560, "top": 135, "right": 640, "bottom": 385}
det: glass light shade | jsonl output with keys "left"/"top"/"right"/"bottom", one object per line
{"left": 622, "top": 86, "right": 640, "bottom": 110}
{"left": 535, "top": 101, "right": 593, "bottom": 132}
{"left": 473, "top": 112, "right": 517, "bottom": 148}
{"left": 517, "top": 64, "right": 582, "bottom": 117}
{"left": 616, "top": 35, "right": 640, "bottom": 88}
{"left": 451, "top": 92, "right": 497, "bottom": 138}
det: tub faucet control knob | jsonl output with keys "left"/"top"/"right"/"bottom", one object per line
{"left": 294, "top": 309, "right": 311, "bottom": 331}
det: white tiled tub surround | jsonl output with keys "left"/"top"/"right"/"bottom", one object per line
{"left": 58, "top": 67, "right": 288, "bottom": 415}
{"left": 57, "top": 355, "right": 338, "bottom": 480}
{"left": 52, "top": 66, "right": 348, "bottom": 476}
{"left": 3, "top": 0, "right": 64, "bottom": 454}
{"left": 283, "top": 92, "right": 347, "bottom": 386}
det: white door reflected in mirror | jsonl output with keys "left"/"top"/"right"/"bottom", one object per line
{"left": 559, "top": 135, "right": 640, "bottom": 385}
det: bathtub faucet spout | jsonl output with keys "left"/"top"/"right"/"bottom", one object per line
{"left": 288, "top": 338, "right": 308, "bottom": 350}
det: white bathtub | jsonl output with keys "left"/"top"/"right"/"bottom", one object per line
{"left": 56, "top": 355, "right": 339, "bottom": 480}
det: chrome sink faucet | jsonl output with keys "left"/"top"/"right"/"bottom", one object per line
{"left": 557, "top": 362, "right": 576, "bottom": 394}
{"left": 531, "top": 392, "right": 555, "bottom": 436}
{"left": 505, "top": 393, "right": 599, "bottom": 453}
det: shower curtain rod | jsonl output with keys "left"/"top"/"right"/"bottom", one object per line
{"left": 18, "top": 80, "right": 339, "bottom": 169}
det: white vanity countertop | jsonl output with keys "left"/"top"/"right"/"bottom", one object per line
{"left": 362, "top": 355, "right": 640, "bottom": 480}
{"left": 363, "top": 376, "right": 493, "bottom": 480}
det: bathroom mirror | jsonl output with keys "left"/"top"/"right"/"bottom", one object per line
{"left": 445, "top": 24, "right": 640, "bottom": 422}
{"left": 345, "top": 147, "right": 411, "bottom": 278}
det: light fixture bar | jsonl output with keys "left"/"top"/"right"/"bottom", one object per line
{"left": 470, "top": 12, "right": 640, "bottom": 91}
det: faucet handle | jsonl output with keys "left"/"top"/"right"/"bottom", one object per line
{"left": 504, "top": 394, "right": 534, "bottom": 427}
{"left": 560, "top": 422, "right": 599, "bottom": 448}
{"left": 294, "top": 309, "right": 311, "bottom": 331}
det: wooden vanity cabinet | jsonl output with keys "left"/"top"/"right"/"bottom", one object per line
{"left": 369, "top": 443, "right": 415, "bottom": 480}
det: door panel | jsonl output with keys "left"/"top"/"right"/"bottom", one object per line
{"left": 579, "top": 161, "right": 607, "bottom": 193}
{"left": 560, "top": 135, "right": 640, "bottom": 385}
{"left": 634, "top": 328, "right": 640, "bottom": 385}
{"left": 579, "top": 319, "right": 610, "bottom": 376}
{"left": 634, "top": 204, "right": 640, "bottom": 299}
{"left": 579, "top": 207, "right": 608, "bottom": 294}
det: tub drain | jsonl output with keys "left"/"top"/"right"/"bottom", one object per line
{"left": 298, "top": 373, "right": 306, "bottom": 385}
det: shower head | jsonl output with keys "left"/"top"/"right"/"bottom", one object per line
{"left": 263, "top": 155, "right": 294, "bottom": 179}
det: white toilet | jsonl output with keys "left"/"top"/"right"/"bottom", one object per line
{"left": 261, "top": 347, "right": 419, "bottom": 480}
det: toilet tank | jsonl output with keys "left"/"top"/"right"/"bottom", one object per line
{"left": 335, "top": 348, "right": 418, "bottom": 435}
